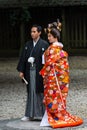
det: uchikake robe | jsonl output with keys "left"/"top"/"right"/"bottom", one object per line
{"left": 40, "top": 42, "right": 83, "bottom": 128}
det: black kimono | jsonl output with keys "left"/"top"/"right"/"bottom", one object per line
{"left": 17, "top": 38, "right": 49, "bottom": 118}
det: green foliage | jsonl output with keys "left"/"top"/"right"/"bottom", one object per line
{"left": 10, "top": 7, "right": 31, "bottom": 26}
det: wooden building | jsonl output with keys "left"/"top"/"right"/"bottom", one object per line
{"left": 0, "top": 0, "right": 87, "bottom": 57}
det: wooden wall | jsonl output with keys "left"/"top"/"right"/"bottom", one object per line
{"left": 0, "top": 7, "right": 87, "bottom": 57}
{"left": 63, "top": 7, "right": 87, "bottom": 55}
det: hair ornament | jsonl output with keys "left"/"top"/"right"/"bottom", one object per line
{"left": 57, "top": 19, "right": 62, "bottom": 32}
{"left": 44, "top": 18, "right": 62, "bottom": 33}
{"left": 44, "top": 26, "right": 51, "bottom": 33}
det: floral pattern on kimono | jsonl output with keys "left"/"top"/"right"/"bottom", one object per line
{"left": 40, "top": 42, "right": 83, "bottom": 128}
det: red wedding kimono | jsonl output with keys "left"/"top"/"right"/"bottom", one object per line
{"left": 40, "top": 42, "right": 83, "bottom": 128}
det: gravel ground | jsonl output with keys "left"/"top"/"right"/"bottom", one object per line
{"left": 0, "top": 56, "right": 87, "bottom": 120}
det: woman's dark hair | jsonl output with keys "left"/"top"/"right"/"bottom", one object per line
{"left": 32, "top": 24, "right": 42, "bottom": 32}
{"left": 50, "top": 28, "right": 60, "bottom": 40}
{"left": 45, "top": 20, "right": 62, "bottom": 40}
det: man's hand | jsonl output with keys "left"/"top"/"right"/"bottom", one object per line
{"left": 19, "top": 72, "right": 28, "bottom": 85}
{"left": 19, "top": 72, "right": 24, "bottom": 79}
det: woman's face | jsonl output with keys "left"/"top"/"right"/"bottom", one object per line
{"left": 48, "top": 33, "right": 57, "bottom": 44}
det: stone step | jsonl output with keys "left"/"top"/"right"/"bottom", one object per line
{"left": 0, "top": 118, "right": 86, "bottom": 130}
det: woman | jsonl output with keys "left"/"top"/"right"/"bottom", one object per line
{"left": 40, "top": 20, "right": 83, "bottom": 128}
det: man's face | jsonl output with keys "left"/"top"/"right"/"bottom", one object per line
{"left": 31, "top": 27, "right": 41, "bottom": 41}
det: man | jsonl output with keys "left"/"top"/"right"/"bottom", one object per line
{"left": 17, "top": 25, "right": 49, "bottom": 121}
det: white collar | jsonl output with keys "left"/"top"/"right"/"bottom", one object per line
{"left": 33, "top": 37, "right": 40, "bottom": 45}
{"left": 53, "top": 42, "right": 63, "bottom": 48}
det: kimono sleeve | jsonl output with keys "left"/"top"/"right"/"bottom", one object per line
{"left": 17, "top": 44, "right": 28, "bottom": 73}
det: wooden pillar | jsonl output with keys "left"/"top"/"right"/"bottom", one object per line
{"left": 61, "top": 8, "right": 67, "bottom": 49}
{"left": 19, "top": 22, "right": 25, "bottom": 55}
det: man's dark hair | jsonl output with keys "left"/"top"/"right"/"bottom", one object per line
{"left": 32, "top": 24, "right": 42, "bottom": 32}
